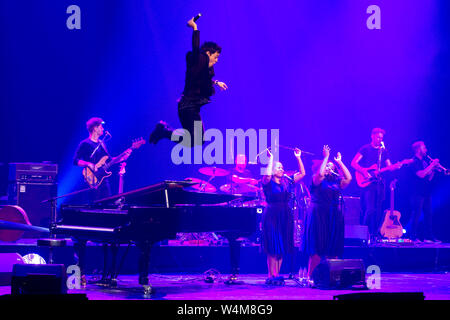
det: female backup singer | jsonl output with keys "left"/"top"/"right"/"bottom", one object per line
{"left": 304, "top": 145, "right": 352, "bottom": 283}
{"left": 261, "top": 148, "right": 306, "bottom": 285}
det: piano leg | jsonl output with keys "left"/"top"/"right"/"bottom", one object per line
{"left": 73, "top": 238, "right": 87, "bottom": 286}
{"left": 101, "top": 244, "right": 110, "bottom": 282}
{"left": 222, "top": 232, "right": 244, "bottom": 285}
{"left": 109, "top": 243, "right": 119, "bottom": 287}
{"left": 137, "top": 240, "right": 152, "bottom": 286}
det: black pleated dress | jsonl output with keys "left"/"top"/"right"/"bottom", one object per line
{"left": 304, "top": 175, "right": 345, "bottom": 258}
{"left": 261, "top": 178, "right": 295, "bottom": 259}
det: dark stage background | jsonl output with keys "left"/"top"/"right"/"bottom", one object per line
{"left": 1, "top": 1, "right": 449, "bottom": 241}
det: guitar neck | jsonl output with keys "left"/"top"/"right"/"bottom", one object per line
{"left": 104, "top": 148, "right": 132, "bottom": 170}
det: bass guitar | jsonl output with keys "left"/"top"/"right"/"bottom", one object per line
{"left": 380, "top": 179, "right": 403, "bottom": 239}
{"left": 83, "top": 137, "right": 145, "bottom": 189}
{"left": 355, "top": 159, "right": 413, "bottom": 188}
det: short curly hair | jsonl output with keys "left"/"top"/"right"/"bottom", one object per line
{"left": 201, "top": 41, "right": 222, "bottom": 55}
{"left": 86, "top": 117, "right": 104, "bottom": 133}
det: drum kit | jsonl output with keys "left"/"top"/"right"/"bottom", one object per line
{"left": 185, "top": 166, "right": 265, "bottom": 204}
{"left": 180, "top": 165, "right": 313, "bottom": 246}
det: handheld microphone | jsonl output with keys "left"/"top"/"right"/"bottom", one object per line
{"left": 380, "top": 141, "right": 385, "bottom": 149}
{"left": 193, "top": 13, "right": 202, "bottom": 22}
{"left": 329, "top": 169, "right": 340, "bottom": 177}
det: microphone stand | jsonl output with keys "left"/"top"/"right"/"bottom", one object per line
{"left": 39, "top": 186, "right": 92, "bottom": 263}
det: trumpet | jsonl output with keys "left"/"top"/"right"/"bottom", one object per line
{"left": 426, "top": 155, "right": 449, "bottom": 174}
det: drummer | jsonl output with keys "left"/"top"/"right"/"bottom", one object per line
{"left": 229, "top": 154, "right": 258, "bottom": 194}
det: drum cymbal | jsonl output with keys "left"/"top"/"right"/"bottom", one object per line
{"left": 185, "top": 177, "right": 217, "bottom": 193}
{"left": 199, "top": 166, "right": 229, "bottom": 177}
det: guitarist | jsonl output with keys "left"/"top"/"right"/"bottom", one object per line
{"left": 73, "top": 117, "right": 131, "bottom": 286}
{"left": 73, "top": 117, "right": 131, "bottom": 203}
{"left": 351, "top": 128, "right": 399, "bottom": 242}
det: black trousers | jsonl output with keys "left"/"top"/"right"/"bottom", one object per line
{"left": 176, "top": 97, "right": 209, "bottom": 147}
{"left": 361, "top": 181, "right": 385, "bottom": 238}
{"left": 409, "top": 194, "right": 433, "bottom": 240}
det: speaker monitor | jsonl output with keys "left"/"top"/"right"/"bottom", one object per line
{"left": 312, "top": 259, "right": 366, "bottom": 289}
{"left": 11, "top": 264, "right": 67, "bottom": 295}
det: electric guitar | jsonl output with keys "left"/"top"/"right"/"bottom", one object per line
{"left": 380, "top": 179, "right": 403, "bottom": 239}
{"left": 83, "top": 137, "right": 145, "bottom": 189}
{"left": 355, "top": 159, "right": 413, "bottom": 188}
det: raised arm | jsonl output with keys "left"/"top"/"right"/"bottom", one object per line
{"left": 262, "top": 149, "right": 274, "bottom": 185}
{"left": 293, "top": 148, "right": 306, "bottom": 183}
{"left": 334, "top": 152, "right": 352, "bottom": 189}
{"left": 312, "top": 145, "right": 330, "bottom": 186}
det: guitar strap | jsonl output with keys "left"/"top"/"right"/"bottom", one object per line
{"left": 90, "top": 138, "right": 110, "bottom": 159}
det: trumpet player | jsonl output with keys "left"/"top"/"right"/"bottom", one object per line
{"left": 409, "top": 141, "right": 446, "bottom": 244}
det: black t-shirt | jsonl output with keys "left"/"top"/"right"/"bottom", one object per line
{"left": 410, "top": 156, "right": 433, "bottom": 196}
{"left": 182, "top": 30, "right": 215, "bottom": 101}
{"left": 73, "top": 138, "right": 112, "bottom": 201}
{"left": 357, "top": 143, "right": 390, "bottom": 168}
{"left": 73, "top": 138, "right": 110, "bottom": 166}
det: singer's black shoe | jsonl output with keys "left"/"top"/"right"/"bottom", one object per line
{"left": 149, "top": 121, "right": 173, "bottom": 144}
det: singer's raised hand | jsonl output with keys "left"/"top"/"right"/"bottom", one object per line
{"left": 323, "top": 145, "right": 330, "bottom": 158}
{"left": 187, "top": 17, "right": 198, "bottom": 30}
{"left": 334, "top": 152, "right": 342, "bottom": 163}
{"left": 216, "top": 81, "right": 228, "bottom": 91}
{"left": 294, "top": 148, "right": 302, "bottom": 159}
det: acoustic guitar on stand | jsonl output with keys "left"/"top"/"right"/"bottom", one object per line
{"left": 380, "top": 179, "right": 403, "bottom": 239}
{"left": 83, "top": 137, "right": 145, "bottom": 189}
{"left": 355, "top": 159, "right": 413, "bottom": 188}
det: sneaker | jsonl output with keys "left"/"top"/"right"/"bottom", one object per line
{"left": 149, "top": 121, "right": 172, "bottom": 144}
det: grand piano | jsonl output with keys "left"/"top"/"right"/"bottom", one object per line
{"left": 52, "top": 180, "right": 260, "bottom": 287}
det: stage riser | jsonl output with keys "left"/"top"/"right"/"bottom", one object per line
{"left": 0, "top": 245, "right": 448, "bottom": 275}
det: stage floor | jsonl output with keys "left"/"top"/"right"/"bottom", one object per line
{"left": 1, "top": 273, "right": 449, "bottom": 300}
